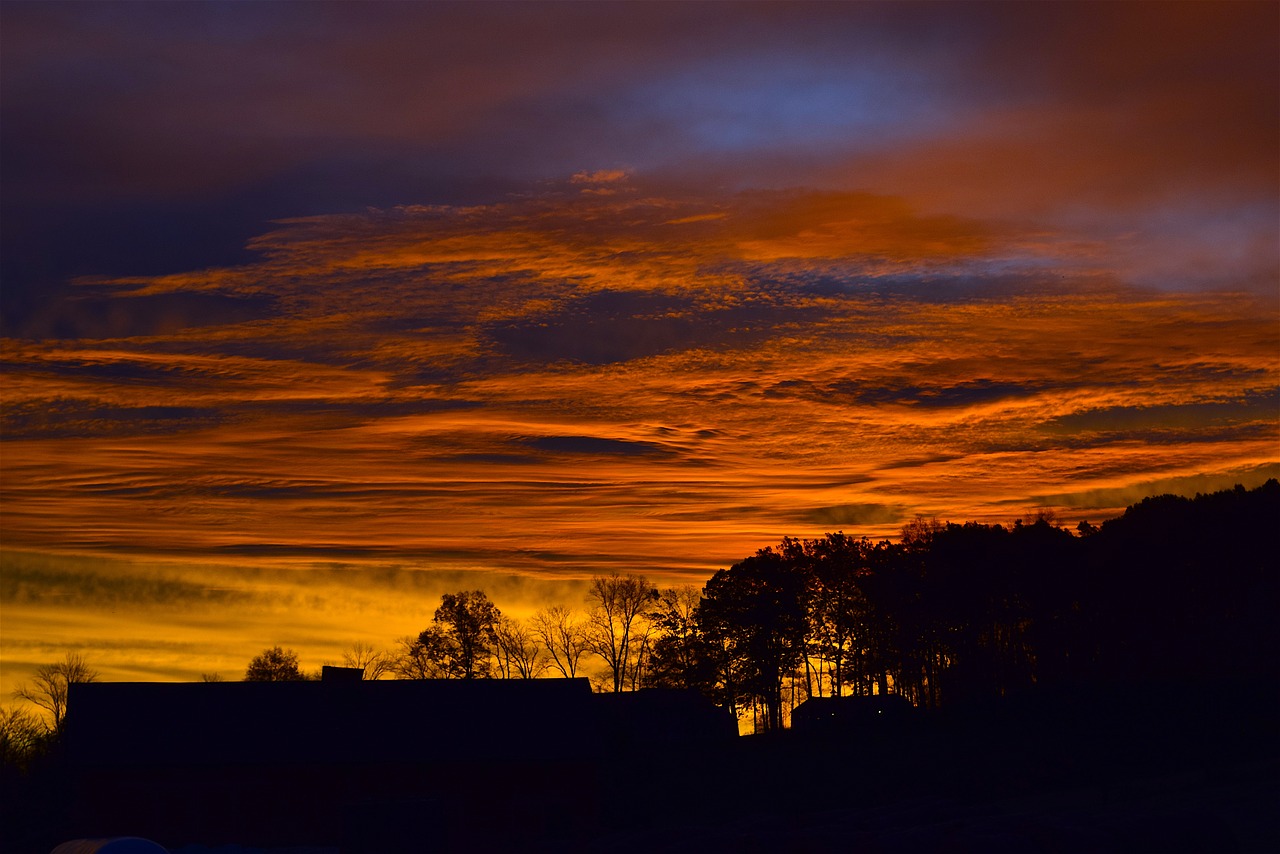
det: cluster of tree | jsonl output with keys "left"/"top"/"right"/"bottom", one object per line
{"left": 225, "top": 573, "right": 653, "bottom": 692}
{"left": 642, "top": 481, "right": 1279, "bottom": 730}
{"left": 1, "top": 653, "right": 97, "bottom": 771}
{"left": 389, "top": 574, "right": 654, "bottom": 689}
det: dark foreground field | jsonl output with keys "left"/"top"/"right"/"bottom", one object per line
{"left": 12, "top": 680, "right": 1274, "bottom": 854}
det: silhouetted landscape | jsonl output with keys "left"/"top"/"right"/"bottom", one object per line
{"left": 4, "top": 3, "right": 1277, "bottom": 852}
{"left": 3, "top": 481, "right": 1277, "bottom": 852}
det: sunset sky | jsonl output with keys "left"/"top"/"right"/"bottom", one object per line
{"left": 2, "top": 2, "right": 1277, "bottom": 695}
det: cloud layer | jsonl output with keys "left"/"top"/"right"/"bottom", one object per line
{"left": 4, "top": 184, "right": 1275, "bottom": 580}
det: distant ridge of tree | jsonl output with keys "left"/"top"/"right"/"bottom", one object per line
{"left": 1087, "top": 479, "right": 1279, "bottom": 687}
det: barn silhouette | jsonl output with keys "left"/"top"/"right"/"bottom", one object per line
{"left": 64, "top": 674, "right": 735, "bottom": 851}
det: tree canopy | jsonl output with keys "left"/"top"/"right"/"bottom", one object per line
{"left": 405, "top": 590, "right": 503, "bottom": 679}
{"left": 585, "top": 572, "right": 658, "bottom": 692}
{"left": 244, "top": 646, "right": 305, "bottom": 682}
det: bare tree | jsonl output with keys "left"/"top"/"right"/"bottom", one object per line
{"left": 0, "top": 705, "right": 46, "bottom": 768}
{"left": 586, "top": 572, "right": 658, "bottom": 692}
{"left": 13, "top": 652, "right": 98, "bottom": 734}
{"left": 340, "top": 642, "right": 394, "bottom": 680}
{"left": 492, "top": 616, "right": 549, "bottom": 679}
{"left": 627, "top": 629, "right": 654, "bottom": 691}
{"left": 200, "top": 672, "right": 225, "bottom": 682}
{"left": 531, "top": 606, "right": 589, "bottom": 678}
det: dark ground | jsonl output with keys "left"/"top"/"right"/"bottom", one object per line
{"left": 11, "top": 681, "right": 1278, "bottom": 854}
{"left": 584, "top": 683, "right": 1279, "bottom": 854}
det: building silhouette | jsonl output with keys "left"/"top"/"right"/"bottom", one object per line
{"left": 63, "top": 676, "right": 734, "bottom": 850}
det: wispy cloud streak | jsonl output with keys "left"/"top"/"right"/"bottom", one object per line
{"left": 4, "top": 185, "right": 1275, "bottom": 583}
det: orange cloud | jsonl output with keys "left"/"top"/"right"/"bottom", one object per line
{"left": 727, "top": 191, "right": 993, "bottom": 262}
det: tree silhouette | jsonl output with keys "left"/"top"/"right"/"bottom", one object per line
{"left": 244, "top": 646, "right": 304, "bottom": 681}
{"left": 13, "top": 652, "right": 98, "bottom": 734}
{"left": 492, "top": 616, "right": 548, "bottom": 679}
{"left": 799, "top": 534, "right": 875, "bottom": 698}
{"left": 644, "top": 585, "right": 719, "bottom": 697}
{"left": 392, "top": 635, "right": 445, "bottom": 679}
{"left": 586, "top": 573, "right": 658, "bottom": 692}
{"left": 339, "top": 642, "right": 394, "bottom": 680}
{"left": 531, "top": 605, "right": 589, "bottom": 678}
{"left": 0, "top": 705, "right": 46, "bottom": 770}
{"left": 701, "top": 549, "right": 808, "bottom": 731}
{"left": 410, "top": 590, "right": 502, "bottom": 679}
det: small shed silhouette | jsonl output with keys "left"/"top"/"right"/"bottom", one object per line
{"left": 319, "top": 664, "right": 364, "bottom": 682}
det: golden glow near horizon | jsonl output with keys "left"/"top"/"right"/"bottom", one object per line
{"left": 1, "top": 3, "right": 1276, "bottom": 702}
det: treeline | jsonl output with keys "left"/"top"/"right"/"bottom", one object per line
{"left": 232, "top": 575, "right": 657, "bottom": 690}
{"left": 232, "top": 480, "right": 1280, "bottom": 735}
{"left": 171, "top": 573, "right": 657, "bottom": 689}
{"left": 661, "top": 480, "right": 1278, "bottom": 730}
{"left": 6, "top": 480, "right": 1275, "bottom": 749}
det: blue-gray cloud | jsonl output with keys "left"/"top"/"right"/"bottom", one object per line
{"left": 764, "top": 377, "right": 1063, "bottom": 409}
{"left": 9, "top": 290, "right": 275, "bottom": 341}
{"left": 0, "top": 401, "right": 227, "bottom": 439}
{"left": 1042, "top": 390, "right": 1279, "bottom": 437}
{"left": 486, "top": 288, "right": 827, "bottom": 366}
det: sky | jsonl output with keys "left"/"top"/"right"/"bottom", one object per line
{"left": 2, "top": 2, "right": 1277, "bottom": 696}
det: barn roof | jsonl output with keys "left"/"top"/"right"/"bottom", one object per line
{"left": 65, "top": 678, "right": 598, "bottom": 767}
